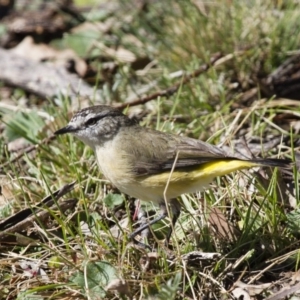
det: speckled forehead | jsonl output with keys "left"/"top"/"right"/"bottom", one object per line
{"left": 70, "top": 109, "right": 98, "bottom": 125}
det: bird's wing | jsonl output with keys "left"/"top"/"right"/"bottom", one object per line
{"left": 120, "top": 127, "right": 233, "bottom": 176}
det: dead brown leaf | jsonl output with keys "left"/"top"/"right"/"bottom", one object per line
{"left": 11, "top": 36, "right": 87, "bottom": 76}
{"left": 207, "top": 207, "right": 239, "bottom": 241}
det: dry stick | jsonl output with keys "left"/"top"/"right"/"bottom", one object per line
{"left": 116, "top": 52, "right": 223, "bottom": 109}
{"left": 0, "top": 181, "right": 76, "bottom": 231}
{"left": 0, "top": 198, "right": 78, "bottom": 242}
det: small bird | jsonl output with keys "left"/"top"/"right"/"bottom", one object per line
{"left": 55, "top": 105, "right": 291, "bottom": 247}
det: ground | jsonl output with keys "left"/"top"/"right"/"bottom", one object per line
{"left": 0, "top": 1, "right": 300, "bottom": 299}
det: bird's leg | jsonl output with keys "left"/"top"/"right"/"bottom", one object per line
{"left": 129, "top": 198, "right": 181, "bottom": 248}
{"left": 165, "top": 198, "right": 181, "bottom": 246}
{"left": 129, "top": 202, "right": 168, "bottom": 239}
{"left": 135, "top": 202, "right": 150, "bottom": 241}
{"left": 129, "top": 202, "right": 169, "bottom": 249}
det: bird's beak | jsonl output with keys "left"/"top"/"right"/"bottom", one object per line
{"left": 54, "top": 125, "right": 77, "bottom": 135}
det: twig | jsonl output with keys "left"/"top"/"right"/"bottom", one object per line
{"left": 116, "top": 52, "right": 223, "bottom": 109}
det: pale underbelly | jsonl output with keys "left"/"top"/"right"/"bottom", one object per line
{"left": 109, "top": 167, "right": 214, "bottom": 203}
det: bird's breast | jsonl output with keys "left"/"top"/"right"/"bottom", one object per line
{"left": 94, "top": 143, "right": 134, "bottom": 187}
{"left": 94, "top": 142, "right": 163, "bottom": 203}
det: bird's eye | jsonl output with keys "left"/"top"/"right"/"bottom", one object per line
{"left": 85, "top": 117, "right": 99, "bottom": 126}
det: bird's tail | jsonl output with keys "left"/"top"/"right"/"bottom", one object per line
{"left": 247, "top": 158, "right": 292, "bottom": 168}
